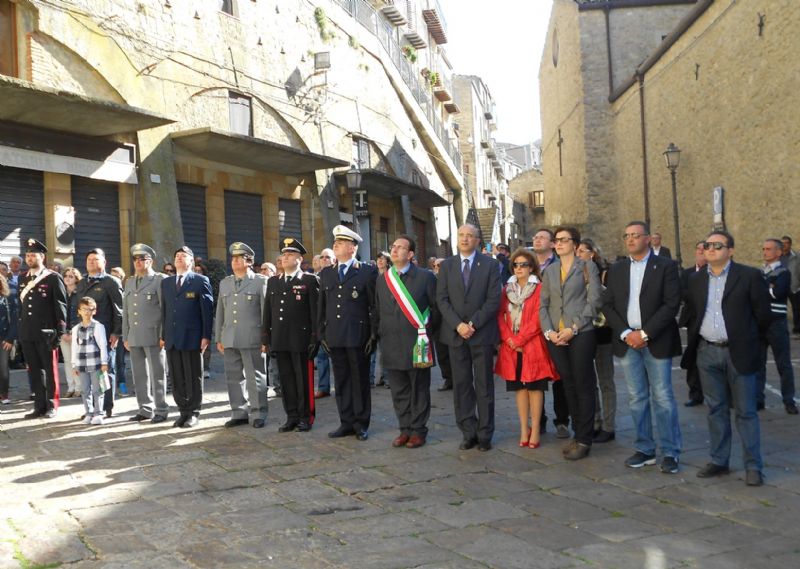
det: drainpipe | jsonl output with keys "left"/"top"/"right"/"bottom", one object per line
{"left": 637, "top": 72, "right": 651, "bottom": 226}
{"left": 604, "top": 7, "right": 614, "bottom": 95}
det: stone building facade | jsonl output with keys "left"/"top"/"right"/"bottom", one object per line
{"left": 0, "top": 0, "right": 463, "bottom": 270}
{"left": 539, "top": 0, "right": 799, "bottom": 264}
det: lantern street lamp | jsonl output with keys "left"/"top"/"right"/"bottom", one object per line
{"left": 444, "top": 188, "right": 455, "bottom": 255}
{"left": 346, "top": 165, "right": 363, "bottom": 235}
{"left": 663, "top": 142, "right": 682, "bottom": 265}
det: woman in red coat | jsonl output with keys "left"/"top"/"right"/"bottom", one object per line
{"left": 495, "top": 248, "right": 560, "bottom": 448}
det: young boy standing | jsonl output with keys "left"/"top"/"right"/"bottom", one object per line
{"left": 71, "top": 297, "right": 109, "bottom": 425}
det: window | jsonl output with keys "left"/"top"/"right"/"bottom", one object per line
{"left": 219, "top": 0, "right": 236, "bottom": 16}
{"left": 352, "top": 138, "right": 370, "bottom": 169}
{"left": 0, "top": 0, "right": 17, "bottom": 77}
{"left": 532, "top": 191, "right": 545, "bottom": 209}
{"left": 228, "top": 92, "right": 252, "bottom": 136}
{"left": 376, "top": 217, "right": 389, "bottom": 253}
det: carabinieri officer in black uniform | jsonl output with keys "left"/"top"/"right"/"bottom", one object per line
{"left": 318, "top": 225, "right": 378, "bottom": 441}
{"left": 19, "top": 239, "right": 67, "bottom": 418}
{"left": 263, "top": 238, "right": 320, "bottom": 432}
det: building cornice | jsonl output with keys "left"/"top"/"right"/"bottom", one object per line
{"left": 576, "top": 0, "right": 697, "bottom": 10}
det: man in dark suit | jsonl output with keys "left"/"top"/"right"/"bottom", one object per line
{"left": 318, "top": 225, "right": 377, "bottom": 441}
{"left": 375, "top": 234, "right": 439, "bottom": 449}
{"left": 436, "top": 224, "right": 501, "bottom": 451}
{"left": 19, "top": 239, "right": 67, "bottom": 418}
{"left": 679, "top": 241, "right": 707, "bottom": 407}
{"left": 602, "top": 221, "right": 682, "bottom": 474}
{"left": 651, "top": 233, "right": 672, "bottom": 260}
{"left": 681, "top": 231, "right": 771, "bottom": 486}
{"left": 264, "top": 238, "right": 320, "bottom": 433}
{"left": 160, "top": 246, "right": 213, "bottom": 428}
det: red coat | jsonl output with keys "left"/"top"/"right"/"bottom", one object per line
{"left": 494, "top": 285, "right": 560, "bottom": 384}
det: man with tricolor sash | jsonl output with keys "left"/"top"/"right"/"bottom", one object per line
{"left": 375, "top": 235, "right": 440, "bottom": 448}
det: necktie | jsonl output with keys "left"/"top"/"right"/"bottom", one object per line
{"left": 338, "top": 264, "right": 346, "bottom": 283}
{"left": 177, "top": 275, "right": 183, "bottom": 290}
{"left": 235, "top": 278, "right": 242, "bottom": 290}
{"left": 135, "top": 276, "right": 141, "bottom": 288}
{"left": 462, "top": 258, "right": 471, "bottom": 287}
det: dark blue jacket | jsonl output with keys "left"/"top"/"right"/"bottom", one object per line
{"left": 0, "top": 294, "right": 17, "bottom": 342}
{"left": 160, "top": 272, "right": 214, "bottom": 351}
{"left": 763, "top": 261, "right": 791, "bottom": 320}
{"left": 317, "top": 260, "right": 377, "bottom": 348}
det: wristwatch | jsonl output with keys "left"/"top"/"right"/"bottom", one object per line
{"left": 640, "top": 330, "right": 649, "bottom": 342}
{"left": 571, "top": 325, "right": 579, "bottom": 336}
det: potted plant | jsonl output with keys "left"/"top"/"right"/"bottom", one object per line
{"left": 402, "top": 45, "right": 417, "bottom": 63}
{"left": 428, "top": 71, "right": 440, "bottom": 87}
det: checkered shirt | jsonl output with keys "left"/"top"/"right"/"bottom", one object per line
{"left": 75, "top": 320, "right": 103, "bottom": 372}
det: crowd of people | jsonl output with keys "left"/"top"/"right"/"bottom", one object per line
{"left": 1, "top": 221, "right": 797, "bottom": 487}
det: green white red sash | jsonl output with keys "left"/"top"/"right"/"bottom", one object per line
{"left": 384, "top": 266, "right": 433, "bottom": 368}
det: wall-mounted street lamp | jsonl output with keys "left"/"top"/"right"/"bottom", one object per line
{"left": 444, "top": 188, "right": 455, "bottom": 255}
{"left": 663, "top": 142, "right": 682, "bottom": 265}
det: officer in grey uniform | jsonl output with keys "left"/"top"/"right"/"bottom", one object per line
{"left": 216, "top": 242, "right": 269, "bottom": 428}
{"left": 122, "top": 243, "right": 169, "bottom": 423}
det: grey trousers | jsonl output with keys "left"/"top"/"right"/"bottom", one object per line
{"left": 129, "top": 345, "right": 169, "bottom": 418}
{"left": 594, "top": 342, "right": 617, "bottom": 432}
{"left": 387, "top": 367, "right": 431, "bottom": 437}
{"left": 225, "top": 348, "right": 268, "bottom": 422}
{"left": 448, "top": 343, "right": 495, "bottom": 443}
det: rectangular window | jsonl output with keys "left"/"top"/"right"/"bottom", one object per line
{"left": 351, "top": 138, "right": 370, "bottom": 169}
{"left": 228, "top": 92, "right": 253, "bottom": 136}
{"left": 0, "top": 0, "right": 17, "bottom": 77}
{"left": 376, "top": 216, "right": 389, "bottom": 253}
{"left": 219, "top": 0, "right": 236, "bottom": 16}
{"left": 532, "top": 190, "right": 544, "bottom": 209}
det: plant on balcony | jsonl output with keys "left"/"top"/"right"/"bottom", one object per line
{"left": 314, "top": 7, "right": 334, "bottom": 42}
{"left": 420, "top": 67, "right": 431, "bottom": 78}
{"left": 428, "top": 71, "right": 440, "bottom": 87}
{"left": 402, "top": 45, "right": 417, "bottom": 63}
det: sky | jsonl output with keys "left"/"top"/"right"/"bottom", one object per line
{"left": 437, "top": 0, "right": 553, "bottom": 145}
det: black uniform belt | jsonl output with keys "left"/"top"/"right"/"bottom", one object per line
{"left": 701, "top": 338, "right": 729, "bottom": 348}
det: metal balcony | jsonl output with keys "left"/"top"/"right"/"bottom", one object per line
{"left": 422, "top": 0, "right": 448, "bottom": 44}
{"left": 378, "top": 0, "right": 407, "bottom": 25}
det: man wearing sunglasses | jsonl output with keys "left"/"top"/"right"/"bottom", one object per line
{"left": 602, "top": 221, "right": 683, "bottom": 474}
{"left": 681, "top": 231, "right": 771, "bottom": 486}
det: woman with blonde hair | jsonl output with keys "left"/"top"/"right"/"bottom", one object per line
{"left": 61, "top": 267, "right": 83, "bottom": 398}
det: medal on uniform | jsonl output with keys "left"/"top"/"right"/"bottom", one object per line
{"left": 296, "top": 294, "right": 301, "bottom": 300}
{"left": 351, "top": 290, "right": 359, "bottom": 299}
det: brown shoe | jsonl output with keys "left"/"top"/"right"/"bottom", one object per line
{"left": 392, "top": 433, "right": 410, "bottom": 448}
{"left": 564, "top": 442, "right": 591, "bottom": 461}
{"left": 406, "top": 434, "right": 426, "bottom": 449}
{"left": 562, "top": 439, "right": 579, "bottom": 455}
{"left": 314, "top": 390, "right": 330, "bottom": 399}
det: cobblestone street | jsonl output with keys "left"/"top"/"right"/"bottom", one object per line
{"left": 2, "top": 346, "right": 800, "bottom": 569}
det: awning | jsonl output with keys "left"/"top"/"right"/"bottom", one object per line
{"left": 333, "top": 168, "right": 449, "bottom": 209}
{"left": 0, "top": 76, "right": 173, "bottom": 137}
{"left": 170, "top": 128, "right": 348, "bottom": 174}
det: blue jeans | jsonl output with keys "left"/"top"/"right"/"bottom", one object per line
{"left": 315, "top": 351, "right": 330, "bottom": 393}
{"left": 620, "top": 347, "right": 682, "bottom": 458}
{"left": 756, "top": 317, "right": 796, "bottom": 406}
{"left": 697, "top": 342, "right": 762, "bottom": 471}
{"left": 78, "top": 370, "right": 104, "bottom": 417}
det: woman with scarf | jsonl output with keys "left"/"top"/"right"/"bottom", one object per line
{"left": 495, "top": 248, "right": 559, "bottom": 449}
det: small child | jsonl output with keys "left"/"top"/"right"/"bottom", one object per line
{"left": 71, "top": 297, "right": 109, "bottom": 425}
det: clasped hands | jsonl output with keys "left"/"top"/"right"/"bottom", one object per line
{"left": 625, "top": 330, "right": 648, "bottom": 350}
{"left": 457, "top": 322, "right": 475, "bottom": 340}
{"left": 547, "top": 328, "right": 575, "bottom": 346}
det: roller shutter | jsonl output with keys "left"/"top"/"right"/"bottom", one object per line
{"left": 278, "top": 198, "right": 302, "bottom": 243}
{"left": 224, "top": 190, "right": 264, "bottom": 263}
{"left": 0, "top": 165, "right": 45, "bottom": 259}
{"left": 72, "top": 176, "right": 121, "bottom": 268}
{"left": 177, "top": 183, "right": 208, "bottom": 260}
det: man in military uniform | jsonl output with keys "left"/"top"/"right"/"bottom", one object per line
{"left": 263, "top": 238, "right": 320, "bottom": 432}
{"left": 318, "top": 225, "right": 378, "bottom": 441}
{"left": 216, "top": 242, "right": 268, "bottom": 429}
{"left": 161, "top": 246, "right": 213, "bottom": 428}
{"left": 19, "top": 239, "right": 67, "bottom": 418}
{"left": 122, "top": 243, "right": 169, "bottom": 423}
{"left": 74, "top": 248, "right": 123, "bottom": 417}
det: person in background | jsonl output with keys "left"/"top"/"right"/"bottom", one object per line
{"left": 0, "top": 273, "right": 18, "bottom": 405}
{"left": 679, "top": 241, "right": 708, "bottom": 407}
{"left": 371, "top": 251, "right": 392, "bottom": 388}
{"left": 432, "top": 257, "right": 452, "bottom": 391}
{"left": 110, "top": 266, "right": 130, "bottom": 395}
{"left": 61, "top": 268, "right": 83, "bottom": 398}
{"left": 313, "top": 249, "right": 334, "bottom": 399}
{"left": 162, "top": 262, "right": 176, "bottom": 276}
{"left": 495, "top": 248, "right": 559, "bottom": 449}
{"left": 495, "top": 243, "right": 512, "bottom": 283}
{"left": 71, "top": 296, "right": 109, "bottom": 425}
{"left": 260, "top": 262, "right": 277, "bottom": 277}
{"left": 780, "top": 236, "right": 800, "bottom": 334}
{"left": 6, "top": 256, "right": 27, "bottom": 372}
{"left": 651, "top": 233, "right": 672, "bottom": 259}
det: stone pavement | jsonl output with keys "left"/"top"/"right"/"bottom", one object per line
{"left": 2, "top": 346, "right": 800, "bottom": 569}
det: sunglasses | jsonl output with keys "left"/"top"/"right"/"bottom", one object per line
{"left": 702, "top": 241, "right": 729, "bottom": 251}
{"left": 133, "top": 256, "right": 150, "bottom": 262}
{"left": 622, "top": 233, "right": 649, "bottom": 240}
{"left": 553, "top": 237, "right": 574, "bottom": 244}
{"left": 512, "top": 262, "right": 532, "bottom": 268}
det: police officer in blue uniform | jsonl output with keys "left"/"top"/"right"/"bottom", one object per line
{"left": 318, "top": 225, "right": 378, "bottom": 440}
{"left": 18, "top": 239, "right": 67, "bottom": 418}
{"left": 160, "top": 246, "right": 213, "bottom": 428}
{"left": 263, "top": 238, "right": 320, "bottom": 432}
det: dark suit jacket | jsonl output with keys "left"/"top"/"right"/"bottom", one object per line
{"left": 680, "top": 262, "right": 771, "bottom": 375}
{"left": 17, "top": 270, "right": 67, "bottom": 342}
{"left": 317, "top": 260, "right": 377, "bottom": 348}
{"left": 263, "top": 272, "right": 319, "bottom": 352}
{"left": 601, "top": 254, "right": 682, "bottom": 358}
{"left": 654, "top": 246, "right": 672, "bottom": 260}
{"left": 375, "top": 264, "right": 440, "bottom": 370}
{"left": 74, "top": 273, "right": 123, "bottom": 337}
{"left": 436, "top": 252, "right": 501, "bottom": 347}
{"left": 160, "top": 272, "right": 214, "bottom": 351}
{"left": 678, "top": 265, "right": 704, "bottom": 328}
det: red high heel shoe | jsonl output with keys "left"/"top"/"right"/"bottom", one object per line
{"left": 519, "top": 429, "right": 531, "bottom": 447}
{"left": 528, "top": 441, "right": 541, "bottom": 449}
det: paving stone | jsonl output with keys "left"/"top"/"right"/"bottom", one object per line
{"left": 420, "top": 497, "right": 529, "bottom": 528}
{"left": 285, "top": 495, "right": 383, "bottom": 522}
{"left": 552, "top": 481, "right": 654, "bottom": 510}
{"left": 623, "top": 501, "right": 723, "bottom": 533}
{"left": 353, "top": 482, "right": 465, "bottom": 513}
{"left": 319, "top": 467, "right": 400, "bottom": 494}
{"left": 570, "top": 515, "right": 665, "bottom": 543}
{"left": 497, "top": 489, "right": 611, "bottom": 524}
{"left": 272, "top": 478, "right": 347, "bottom": 502}
{"left": 18, "top": 532, "right": 93, "bottom": 565}
{"left": 322, "top": 535, "right": 457, "bottom": 569}
{"left": 379, "top": 454, "right": 488, "bottom": 483}
{"left": 430, "top": 470, "right": 536, "bottom": 499}
{"left": 317, "top": 510, "right": 450, "bottom": 539}
{"left": 491, "top": 516, "right": 605, "bottom": 552}
{"left": 563, "top": 542, "right": 677, "bottom": 569}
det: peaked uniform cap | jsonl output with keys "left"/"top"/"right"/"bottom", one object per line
{"left": 25, "top": 238, "right": 47, "bottom": 254}
{"left": 332, "top": 225, "right": 362, "bottom": 244}
{"left": 281, "top": 237, "right": 307, "bottom": 255}
{"left": 130, "top": 243, "right": 156, "bottom": 258}
{"left": 229, "top": 242, "right": 255, "bottom": 257}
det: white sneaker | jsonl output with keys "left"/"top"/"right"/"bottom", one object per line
{"left": 82, "top": 415, "right": 92, "bottom": 424}
{"left": 90, "top": 415, "right": 104, "bottom": 425}
{"left": 1, "top": 398, "right": 10, "bottom": 405}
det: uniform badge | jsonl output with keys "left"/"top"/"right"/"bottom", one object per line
{"left": 146, "top": 294, "right": 153, "bottom": 301}
{"left": 296, "top": 295, "right": 302, "bottom": 301}
{"left": 351, "top": 290, "right": 359, "bottom": 299}
{"left": 185, "top": 292, "right": 196, "bottom": 299}
{"left": 247, "top": 295, "right": 253, "bottom": 301}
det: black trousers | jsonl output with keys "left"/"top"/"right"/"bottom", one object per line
{"left": 167, "top": 349, "right": 203, "bottom": 416}
{"left": 330, "top": 347, "right": 371, "bottom": 430}
{"left": 791, "top": 292, "right": 800, "bottom": 333}
{"left": 542, "top": 378, "right": 570, "bottom": 429}
{"left": 686, "top": 364, "right": 704, "bottom": 403}
{"left": 22, "top": 340, "right": 58, "bottom": 414}
{"left": 387, "top": 367, "right": 432, "bottom": 437}
{"left": 435, "top": 340, "right": 452, "bottom": 382}
{"left": 276, "top": 351, "right": 313, "bottom": 423}
{"left": 448, "top": 343, "right": 495, "bottom": 443}
{"left": 547, "top": 331, "right": 598, "bottom": 446}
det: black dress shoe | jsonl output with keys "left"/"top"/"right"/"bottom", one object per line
{"left": 459, "top": 438, "right": 478, "bottom": 450}
{"left": 328, "top": 425, "right": 355, "bottom": 438}
{"left": 224, "top": 418, "right": 249, "bottom": 428}
{"left": 105, "top": 409, "right": 113, "bottom": 418}
{"left": 180, "top": 415, "right": 199, "bottom": 428}
{"left": 173, "top": 414, "right": 188, "bottom": 428}
{"left": 25, "top": 411, "right": 42, "bottom": 419}
{"left": 252, "top": 419, "right": 266, "bottom": 429}
{"left": 696, "top": 462, "right": 730, "bottom": 478}
{"left": 129, "top": 414, "right": 149, "bottom": 422}
{"left": 477, "top": 440, "right": 492, "bottom": 452}
{"left": 745, "top": 470, "right": 764, "bottom": 486}
{"left": 593, "top": 430, "right": 616, "bottom": 443}
{"left": 785, "top": 402, "right": 799, "bottom": 415}
{"left": 151, "top": 415, "right": 167, "bottom": 424}
{"left": 296, "top": 421, "right": 311, "bottom": 432}
{"left": 756, "top": 402, "right": 765, "bottom": 411}
{"left": 355, "top": 429, "right": 369, "bottom": 441}
{"left": 279, "top": 421, "right": 299, "bottom": 433}
{"left": 438, "top": 382, "right": 453, "bottom": 392}
{"left": 684, "top": 399, "right": 703, "bottom": 407}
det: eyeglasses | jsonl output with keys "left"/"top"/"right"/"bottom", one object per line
{"left": 133, "top": 256, "right": 149, "bottom": 262}
{"left": 702, "top": 241, "right": 729, "bottom": 251}
{"left": 622, "top": 233, "right": 649, "bottom": 240}
{"left": 577, "top": 249, "right": 593, "bottom": 255}
{"left": 320, "top": 255, "right": 332, "bottom": 259}
{"left": 512, "top": 262, "right": 532, "bottom": 268}
{"left": 78, "top": 307, "right": 95, "bottom": 313}
{"left": 553, "top": 237, "right": 574, "bottom": 244}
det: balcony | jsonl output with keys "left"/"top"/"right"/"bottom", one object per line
{"left": 377, "top": 0, "right": 406, "bottom": 25}
{"left": 432, "top": 72, "right": 453, "bottom": 102}
{"left": 486, "top": 144, "right": 497, "bottom": 159}
{"left": 422, "top": 0, "right": 448, "bottom": 44}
